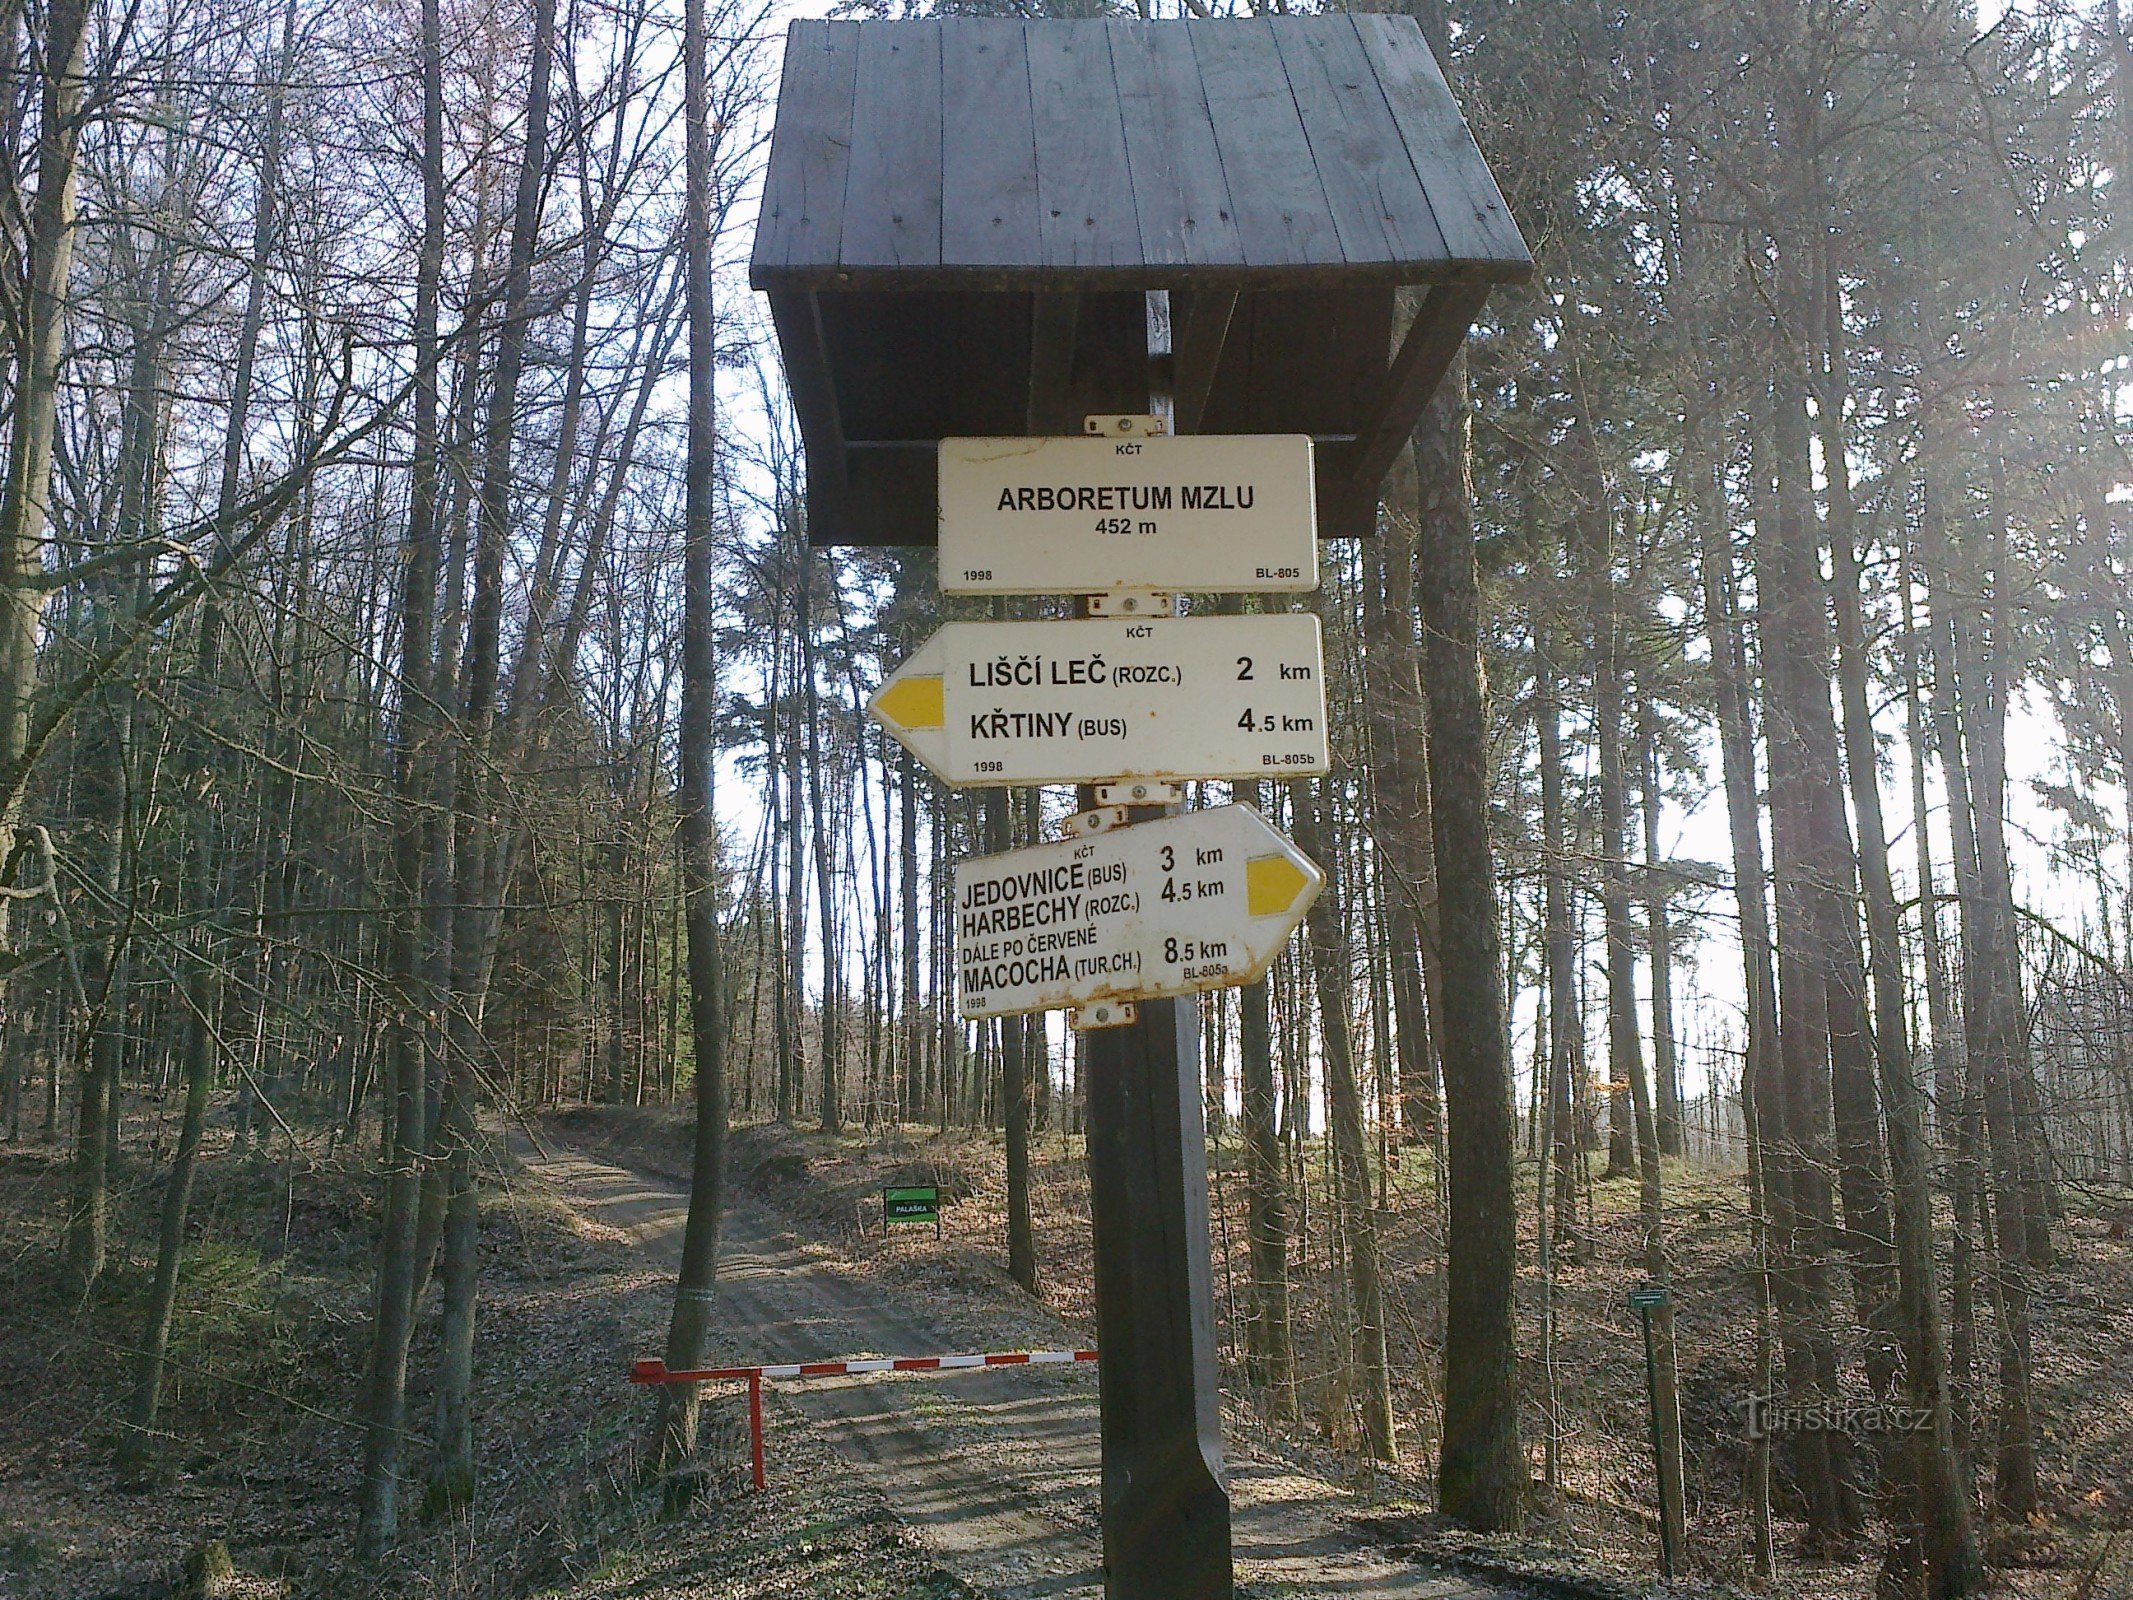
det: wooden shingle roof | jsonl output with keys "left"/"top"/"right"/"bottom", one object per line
{"left": 751, "top": 15, "right": 1528, "bottom": 291}
{"left": 751, "top": 16, "right": 1529, "bottom": 547}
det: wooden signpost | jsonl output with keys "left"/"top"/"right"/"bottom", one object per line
{"left": 866, "top": 421, "right": 1327, "bottom": 1600}
{"left": 1628, "top": 1283, "right": 1686, "bottom": 1579}
{"left": 756, "top": 17, "right": 1529, "bottom": 1595}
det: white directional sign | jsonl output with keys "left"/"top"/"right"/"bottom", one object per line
{"left": 938, "top": 435, "right": 1319, "bottom": 596}
{"left": 869, "top": 614, "right": 1329, "bottom": 787}
{"left": 955, "top": 805, "right": 1322, "bottom": 1019}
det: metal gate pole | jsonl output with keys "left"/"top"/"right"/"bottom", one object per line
{"left": 748, "top": 1373, "right": 765, "bottom": 1492}
{"left": 1083, "top": 975, "right": 1234, "bottom": 1598}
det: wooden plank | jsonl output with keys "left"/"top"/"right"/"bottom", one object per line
{"left": 820, "top": 289, "right": 944, "bottom": 441}
{"left": 1182, "top": 288, "right": 1379, "bottom": 534}
{"left": 1311, "top": 445, "right": 1375, "bottom": 540}
{"left": 1353, "top": 14, "right": 1528, "bottom": 272}
{"left": 1270, "top": 17, "right": 1446, "bottom": 269}
{"left": 940, "top": 21, "right": 1040, "bottom": 271}
{"left": 1191, "top": 21, "right": 1344, "bottom": 270}
{"left": 811, "top": 466, "right": 935, "bottom": 547}
{"left": 1171, "top": 288, "right": 1235, "bottom": 434}
{"left": 823, "top": 289, "right": 1030, "bottom": 440}
{"left": 1200, "top": 287, "right": 1387, "bottom": 434}
{"left": 843, "top": 449, "right": 935, "bottom": 523}
{"left": 766, "top": 290, "right": 848, "bottom": 492}
{"left": 751, "top": 21, "right": 862, "bottom": 282}
{"left": 840, "top": 23, "right": 943, "bottom": 271}
{"left": 1066, "top": 290, "right": 1156, "bottom": 418}
{"left": 1109, "top": 22, "right": 1244, "bottom": 271}
{"left": 1027, "top": 292, "right": 1081, "bottom": 434}
{"left": 1345, "top": 281, "right": 1489, "bottom": 498}
{"left": 1028, "top": 23, "right": 1142, "bottom": 271}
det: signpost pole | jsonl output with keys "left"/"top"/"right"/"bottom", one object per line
{"left": 1084, "top": 964, "right": 1233, "bottom": 1599}
{"left": 1065, "top": 357, "right": 1233, "bottom": 1596}
{"left": 1631, "top": 1286, "right": 1677, "bottom": 1580}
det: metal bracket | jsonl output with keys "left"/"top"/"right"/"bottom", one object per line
{"left": 1096, "top": 780, "right": 1183, "bottom": 808}
{"left": 1061, "top": 805, "right": 1130, "bottom": 839}
{"left": 1084, "top": 589, "right": 1176, "bottom": 619}
{"left": 1070, "top": 999, "right": 1139, "bottom": 1031}
{"left": 1084, "top": 413, "right": 1169, "bottom": 438}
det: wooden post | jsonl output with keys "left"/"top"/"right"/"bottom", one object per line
{"left": 1084, "top": 979, "right": 1234, "bottom": 1598}
{"left": 1630, "top": 1285, "right": 1684, "bottom": 1577}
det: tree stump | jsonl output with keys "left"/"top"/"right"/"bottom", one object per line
{"left": 658, "top": 1391, "right": 754, "bottom": 1514}
{"left": 175, "top": 1539, "right": 236, "bottom": 1600}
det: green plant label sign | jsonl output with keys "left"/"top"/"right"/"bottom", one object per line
{"left": 1627, "top": 1285, "right": 1669, "bottom": 1310}
{"left": 885, "top": 1186, "right": 940, "bottom": 1224}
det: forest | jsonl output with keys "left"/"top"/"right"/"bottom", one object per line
{"left": 1, "top": 0, "right": 2130, "bottom": 1597}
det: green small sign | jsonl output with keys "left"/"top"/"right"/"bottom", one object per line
{"left": 1627, "top": 1285, "right": 1670, "bottom": 1310}
{"left": 885, "top": 1185, "right": 941, "bottom": 1229}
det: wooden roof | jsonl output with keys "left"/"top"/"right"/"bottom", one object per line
{"left": 751, "top": 16, "right": 1530, "bottom": 547}
{"left": 752, "top": 15, "right": 1528, "bottom": 291}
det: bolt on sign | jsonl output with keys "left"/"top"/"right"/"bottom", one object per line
{"left": 869, "top": 614, "right": 1330, "bottom": 788}
{"left": 954, "top": 804, "right": 1323, "bottom": 1019}
{"left": 938, "top": 435, "right": 1319, "bottom": 596}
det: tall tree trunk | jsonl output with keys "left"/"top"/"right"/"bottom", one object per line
{"left": 1678, "top": 193, "right": 1790, "bottom": 1566}
{"left": 121, "top": 0, "right": 297, "bottom": 1475}
{"left": 1536, "top": 627, "right": 1580, "bottom": 1253}
{"left": 1818, "top": 242, "right": 1979, "bottom": 1596}
{"left": 1624, "top": 906, "right": 1688, "bottom": 1570}
{"left": 1919, "top": 405, "right": 2042, "bottom": 1521}
{"left": 1414, "top": 343, "right": 1525, "bottom": 1530}
{"left": 67, "top": 196, "right": 179, "bottom": 1303}
{"left": 1757, "top": 354, "right": 1867, "bottom": 1541}
{"left": 431, "top": 0, "right": 558, "bottom": 1509}
{"left": 764, "top": 640, "right": 794, "bottom": 1123}
{"left": 1904, "top": 559, "right": 1978, "bottom": 1481}
{"left": 802, "top": 556, "right": 840, "bottom": 1133}
{"left": 1565, "top": 331, "right": 1687, "bottom": 1553}
{"left": 653, "top": 0, "right": 727, "bottom": 1458}
{"left": 21, "top": 0, "right": 99, "bottom": 1304}
{"left": 1364, "top": 519, "right": 1443, "bottom": 1152}
{"left": 357, "top": 0, "right": 447, "bottom": 1554}
{"left": 0, "top": 0, "right": 90, "bottom": 907}
{"left": 1292, "top": 779, "right": 1394, "bottom": 1462}
{"left": 1637, "top": 709, "right": 1683, "bottom": 1157}
{"left": 1559, "top": 340, "right": 1638, "bottom": 1184}
{"left": 1772, "top": 242, "right": 1900, "bottom": 1425}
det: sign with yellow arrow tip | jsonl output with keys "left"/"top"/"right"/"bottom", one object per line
{"left": 953, "top": 804, "right": 1323, "bottom": 1019}
{"left": 870, "top": 614, "right": 1329, "bottom": 788}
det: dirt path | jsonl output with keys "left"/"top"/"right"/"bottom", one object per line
{"left": 535, "top": 1142, "right": 1511, "bottom": 1600}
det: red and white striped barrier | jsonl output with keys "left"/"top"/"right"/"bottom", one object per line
{"left": 628, "top": 1348, "right": 1098, "bottom": 1490}
{"left": 631, "top": 1348, "right": 1095, "bottom": 1384}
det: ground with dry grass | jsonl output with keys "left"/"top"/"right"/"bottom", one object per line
{"left": 560, "top": 1105, "right": 2133, "bottom": 1600}
{"left": 0, "top": 1115, "right": 982, "bottom": 1600}
{"left": 6, "top": 1100, "right": 2127, "bottom": 1599}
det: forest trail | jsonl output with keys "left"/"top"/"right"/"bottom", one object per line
{"left": 531, "top": 1138, "right": 1511, "bottom": 1600}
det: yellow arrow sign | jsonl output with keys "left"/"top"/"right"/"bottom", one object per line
{"left": 865, "top": 615, "right": 1329, "bottom": 788}
{"left": 872, "top": 673, "right": 943, "bottom": 731}
{"left": 953, "top": 803, "right": 1323, "bottom": 1019}
{"left": 1246, "top": 853, "right": 1314, "bottom": 918}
